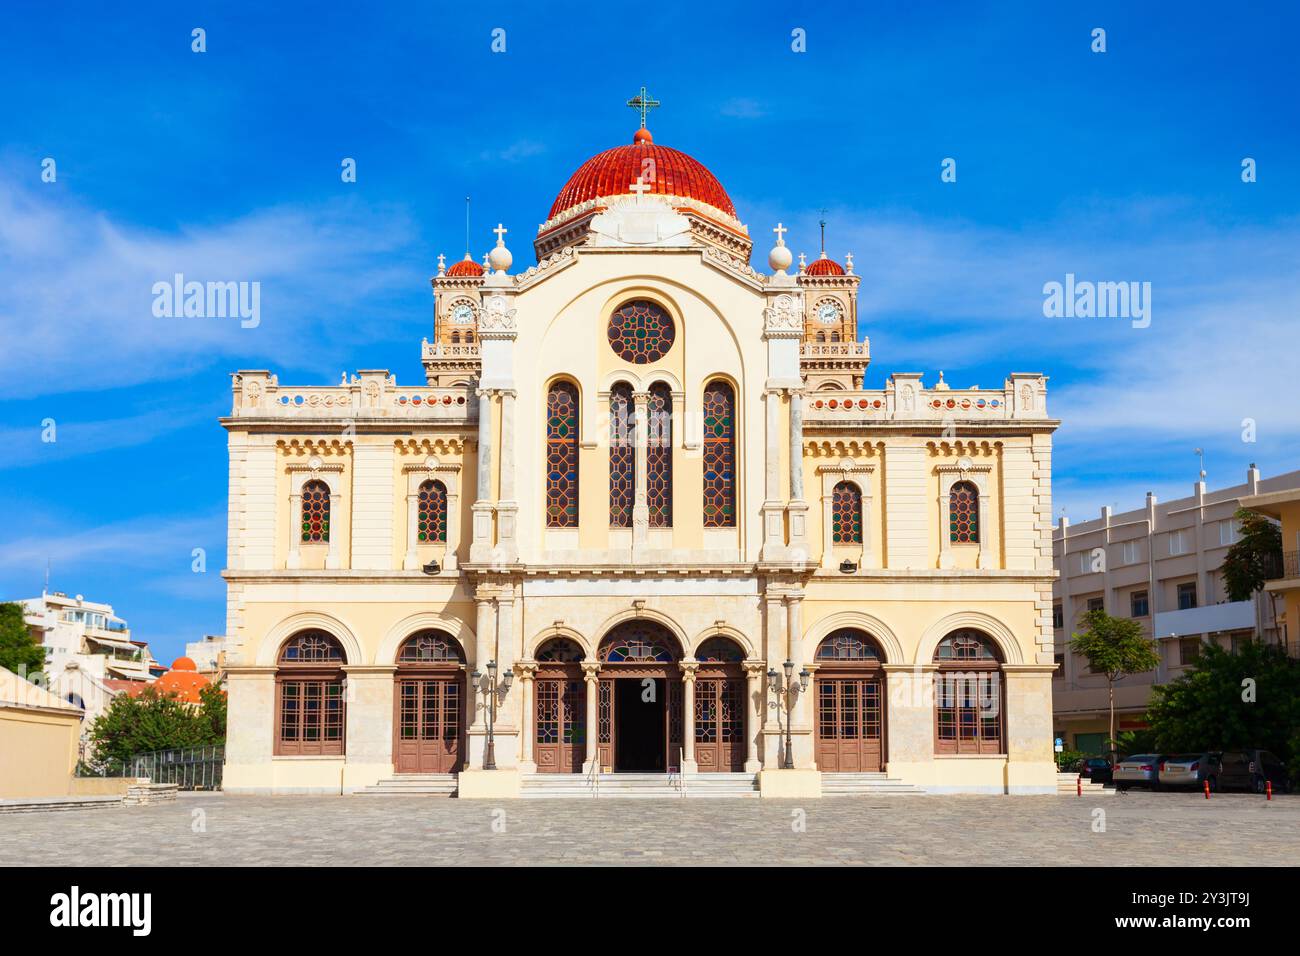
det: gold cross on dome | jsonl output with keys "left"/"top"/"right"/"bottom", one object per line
{"left": 626, "top": 86, "right": 661, "bottom": 128}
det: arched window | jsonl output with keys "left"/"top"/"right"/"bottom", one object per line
{"left": 815, "top": 629, "right": 882, "bottom": 661}
{"left": 934, "top": 629, "right": 1003, "bottom": 755}
{"left": 535, "top": 637, "right": 585, "bottom": 663}
{"left": 696, "top": 636, "right": 745, "bottom": 663}
{"left": 276, "top": 630, "right": 346, "bottom": 756}
{"left": 546, "top": 381, "right": 580, "bottom": 528}
{"left": 417, "top": 480, "right": 448, "bottom": 543}
{"left": 598, "top": 622, "right": 680, "bottom": 663}
{"left": 831, "top": 481, "right": 862, "bottom": 544}
{"left": 647, "top": 383, "right": 673, "bottom": 527}
{"left": 702, "top": 380, "right": 736, "bottom": 528}
{"left": 301, "top": 480, "right": 330, "bottom": 543}
{"left": 949, "top": 480, "right": 979, "bottom": 543}
{"left": 609, "top": 383, "right": 634, "bottom": 528}
{"left": 397, "top": 629, "right": 464, "bottom": 664}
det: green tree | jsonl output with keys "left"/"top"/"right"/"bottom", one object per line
{"left": 1070, "top": 609, "right": 1162, "bottom": 759}
{"left": 197, "top": 682, "right": 228, "bottom": 742}
{"left": 1146, "top": 641, "right": 1300, "bottom": 776}
{"left": 88, "top": 685, "right": 225, "bottom": 766}
{"left": 1221, "top": 507, "right": 1283, "bottom": 628}
{"left": 0, "top": 602, "right": 45, "bottom": 679}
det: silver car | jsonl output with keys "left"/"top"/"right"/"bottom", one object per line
{"left": 1113, "top": 753, "right": 1165, "bottom": 790}
{"left": 1158, "top": 752, "right": 1222, "bottom": 791}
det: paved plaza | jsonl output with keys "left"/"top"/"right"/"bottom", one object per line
{"left": 4, "top": 792, "right": 1296, "bottom": 866}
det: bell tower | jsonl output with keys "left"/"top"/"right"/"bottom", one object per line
{"left": 796, "top": 221, "right": 868, "bottom": 390}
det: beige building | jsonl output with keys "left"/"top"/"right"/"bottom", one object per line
{"left": 0, "top": 665, "right": 83, "bottom": 799}
{"left": 221, "top": 116, "right": 1059, "bottom": 797}
{"left": 1052, "top": 466, "right": 1298, "bottom": 753}
{"left": 1240, "top": 485, "right": 1300, "bottom": 659}
{"left": 20, "top": 591, "right": 159, "bottom": 726}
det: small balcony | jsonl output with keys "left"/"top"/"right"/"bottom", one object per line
{"left": 1262, "top": 550, "right": 1300, "bottom": 581}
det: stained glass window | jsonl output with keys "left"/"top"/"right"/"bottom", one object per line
{"left": 607, "top": 300, "right": 675, "bottom": 364}
{"left": 647, "top": 383, "right": 673, "bottom": 528}
{"left": 702, "top": 380, "right": 736, "bottom": 528}
{"left": 546, "top": 381, "right": 580, "bottom": 528}
{"left": 417, "top": 480, "right": 448, "bottom": 543}
{"left": 935, "top": 629, "right": 1001, "bottom": 662}
{"left": 696, "top": 636, "right": 744, "bottom": 663}
{"left": 815, "top": 630, "right": 881, "bottom": 661}
{"left": 599, "top": 622, "right": 679, "bottom": 662}
{"left": 609, "top": 383, "right": 634, "bottom": 528}
{"left": 949, "top": 480, "right": 979, "bottom": 543}
{"left": 397, "top": 630, "right": 464, "bottom": 663}
{"left": 301, "top": 480, "right": 330, "bottom": 543}
{"left": 832, "top": 481, "right": 862, "bottom": 544}
{"left": 536, "top": 638, "right": 585, "bottom": 663}
{"left": 278, "top": 630, "right": 344, "bottom": 664}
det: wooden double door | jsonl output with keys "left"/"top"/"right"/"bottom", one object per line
{"left": 596, "top": 669, "right": 684, "bottom": 773}
{"left": 814, "top": 671, "right": 884, "bottom": 772}
{"left": 693, "top": 671, "right": 746, "bottom": 772}
{"left": 534, "top": 669, "right": 586, "bottom": 773}
{"left": 394, "top": 672, "right": 464, "bottom": 774}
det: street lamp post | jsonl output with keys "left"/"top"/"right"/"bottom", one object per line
{"left": 767, "top": 659, "right": 811, "bottom": 770}
{"left": 473, "top": 659, "right": 514, "bottom": 771}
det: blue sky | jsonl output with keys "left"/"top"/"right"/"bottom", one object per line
{"left": 2, "top": 1, "right": 1297, "bottom": 662}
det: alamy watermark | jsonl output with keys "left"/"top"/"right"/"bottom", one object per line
{"left": 1042, "top": 273, "right": 1151, "bottom": 329}
{"left": 152, "top": 273, "right": 260, "bottom": 328}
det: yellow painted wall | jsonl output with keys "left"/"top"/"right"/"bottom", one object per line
{"left": 0, "top": 708, "right": 81, "bottom": 799}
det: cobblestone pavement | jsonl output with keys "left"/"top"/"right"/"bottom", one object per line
{"left": 3, "top": 792, "right": 1296, "bottom": 866}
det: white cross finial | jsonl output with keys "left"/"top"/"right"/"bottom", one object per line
{"left": 798, "top": 252, "right": 807, "bottom": 269}
{"left": 773, "top": 222, "right": 787, "bottom": 245}
{"left": 493, "top": 223, "right": 508, "bottom": 245}
{"left": 627, "top": 179, "right": 652, "bottom": 203}
{"left": 436, "top": 253, "right": 446, "bottom": 270}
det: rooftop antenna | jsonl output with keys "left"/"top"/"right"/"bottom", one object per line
{"left": 1194, "top": 447, "right": 1206, "bottom": 482}
{"left": 818, "top": 208, "right": 827, "bottom": 255}
{"left": 44, "top": 557, "right": 50, "bottom": 596}
{"left": 464, "top": 196, "right": 471, "bottom": 258}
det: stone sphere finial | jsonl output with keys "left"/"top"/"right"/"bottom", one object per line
{"left": 489, "top": 222, "right": 513, "bottom": 274}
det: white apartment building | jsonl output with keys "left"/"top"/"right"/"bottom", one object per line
{"left": 184, "top": 634, "right": 227, "bottom": 676}
{"left": 20, "top": 591, "right": 160, "bottom": 724}
{"left": 1052, "top": 465, "right": 1298, "bottom": 754}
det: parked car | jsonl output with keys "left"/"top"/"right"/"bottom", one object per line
{"left": 1158, "top": 752, "right": 1222, "bottom": 791}
{"left": 1113, "top": 754, "right": 1165, "bottom": 790}
{"left": 1217, "top": 750, "right": 1290, "bottom": 793}
{"left": 1075, "top": 756, "right": 1114, "bottom": 784}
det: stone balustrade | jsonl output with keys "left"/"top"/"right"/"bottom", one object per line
{"left": 229, "top": 369, "right": 477, "bottom": 422}
{"left": 803, "top": 374, "right": 1051, "bottom": 424}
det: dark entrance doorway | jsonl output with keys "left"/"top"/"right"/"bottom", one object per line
{"left": 615, "top": 678, "right": 666, "bottom": 772}
{"left": 595, "top": 621, "right": 684, "bottom": 773}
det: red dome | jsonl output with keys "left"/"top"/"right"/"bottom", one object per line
{"left": 446, "top": 255, "right": 484, "bottom": 278}
{"left": 171, "top": 656, "right": 198, "bottom": 672}
{"left": 806, "top": 254, "right": 845, "bottom": 276}
{"left": 548, "top": 130, "right": 737, "bottom": 222}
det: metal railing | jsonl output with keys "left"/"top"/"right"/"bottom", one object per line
{"left": 1263, "top": 551, "right": 1299, "bottom": 581}
{"left": 77, "top": 746, "right": 224, "bottom": 790}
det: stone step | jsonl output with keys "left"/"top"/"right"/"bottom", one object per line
{"left": 0, "top": 796, "right": 123, "bottom": 814}
{"left": 356, "top": 774, "right": 458, "bottom": 797}
{"left": 521, "top": 773, "right": 758, "bottom": 798}
{"left": 821, "top": 773, "right": 926, "bottom": 795}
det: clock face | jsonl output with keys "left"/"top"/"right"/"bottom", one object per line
{"left": 816, "top": 302, "right": 842, "bottom": 325}
{"left": 450, "top": 303, "right": 475, "bottom": 325}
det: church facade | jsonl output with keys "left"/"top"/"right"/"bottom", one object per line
{"left": 221, "top": 116, "right": 1059, "bottom": 797}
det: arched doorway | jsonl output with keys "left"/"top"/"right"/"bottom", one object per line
{"left": 597, "top": 621, "right": 683, "bottom": 773}
{"left": 533, "top": 637, "right": 586, "bottom": 774}
{"left": 393, "top": 630, "right": 466, "bottom": 774}
{"left": 934, "top": 629, "right": 1004, "bottom": 755}
{"left": 813, "top": 629, "right": 886, "bottom": 772}
{"left": 693, "top": 636, "right": 747, "bottom": 772}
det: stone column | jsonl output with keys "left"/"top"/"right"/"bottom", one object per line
{"left": 341, "top": 665, "right": 397, "bottom": 792}
{"left": 761, "top": 596, "right": 786, "bottom": 766}
{"left": 402, "top": 490, "right": 419, "bottom": 569}
{"left": 467, "top": 597, "right": 494, "bottom": 768}
{"left": 743, "top": 661, "right": 765, "bottom": 772}
{"left": 325, "top": 487, "right": 342, "bottom": 570}
{"left": 581, "top": 663, "right": 600, "bottom": 773}
{"left": 514, "top": 662, "right": 537, "bottom": 773}
{"left": 760, "top": 389, "right": 785, "bottom": 557}
{"left": 286, "top": 491, "right": 302, "bottom": 569}
{"left": 977, "top": 489, "right": 993, "bottom": 569}
{"left": 784, "top": 594, "right": 813, "bottom": 768}
{"left": 680, "top": 660, "right": 698, "bottom": 773}
{"left": 470, "top": 389, "right": 495, "bottom": 562}
{"left": 786, "top": 389, "right": 809, "bottom": 556}
{"left": 492, "top": 594, "right": 519, "bottom": 769}
{"left": 497, "top": 390, "right": 518, "bottom": 562}
{"left": 631, "top": 390, "right": 650, "bottom": 554}
{"left": 1002, "top": 664, "right": 1058, "bottom": 795}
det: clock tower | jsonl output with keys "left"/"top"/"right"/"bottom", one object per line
{"left": 423, "top": 252, "right": 486, "bottom": 386}
{"left": 797, "top": 245, "right": 868, "bottom": 391}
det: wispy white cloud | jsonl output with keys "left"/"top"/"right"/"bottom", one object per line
{"left": 479, "top": 139, "right": 546, "bottom": 163}
{"left": 0, "top": 406, "right": 214, "bottom": 470}
{"left": 720, "top": 98, "right": 766, "bottom": 119}
{"left": 0, "top": 514, "right": 224, "bottom": 573}
{"left": 0, "top": 176, "right": 419, "bottom": 398}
